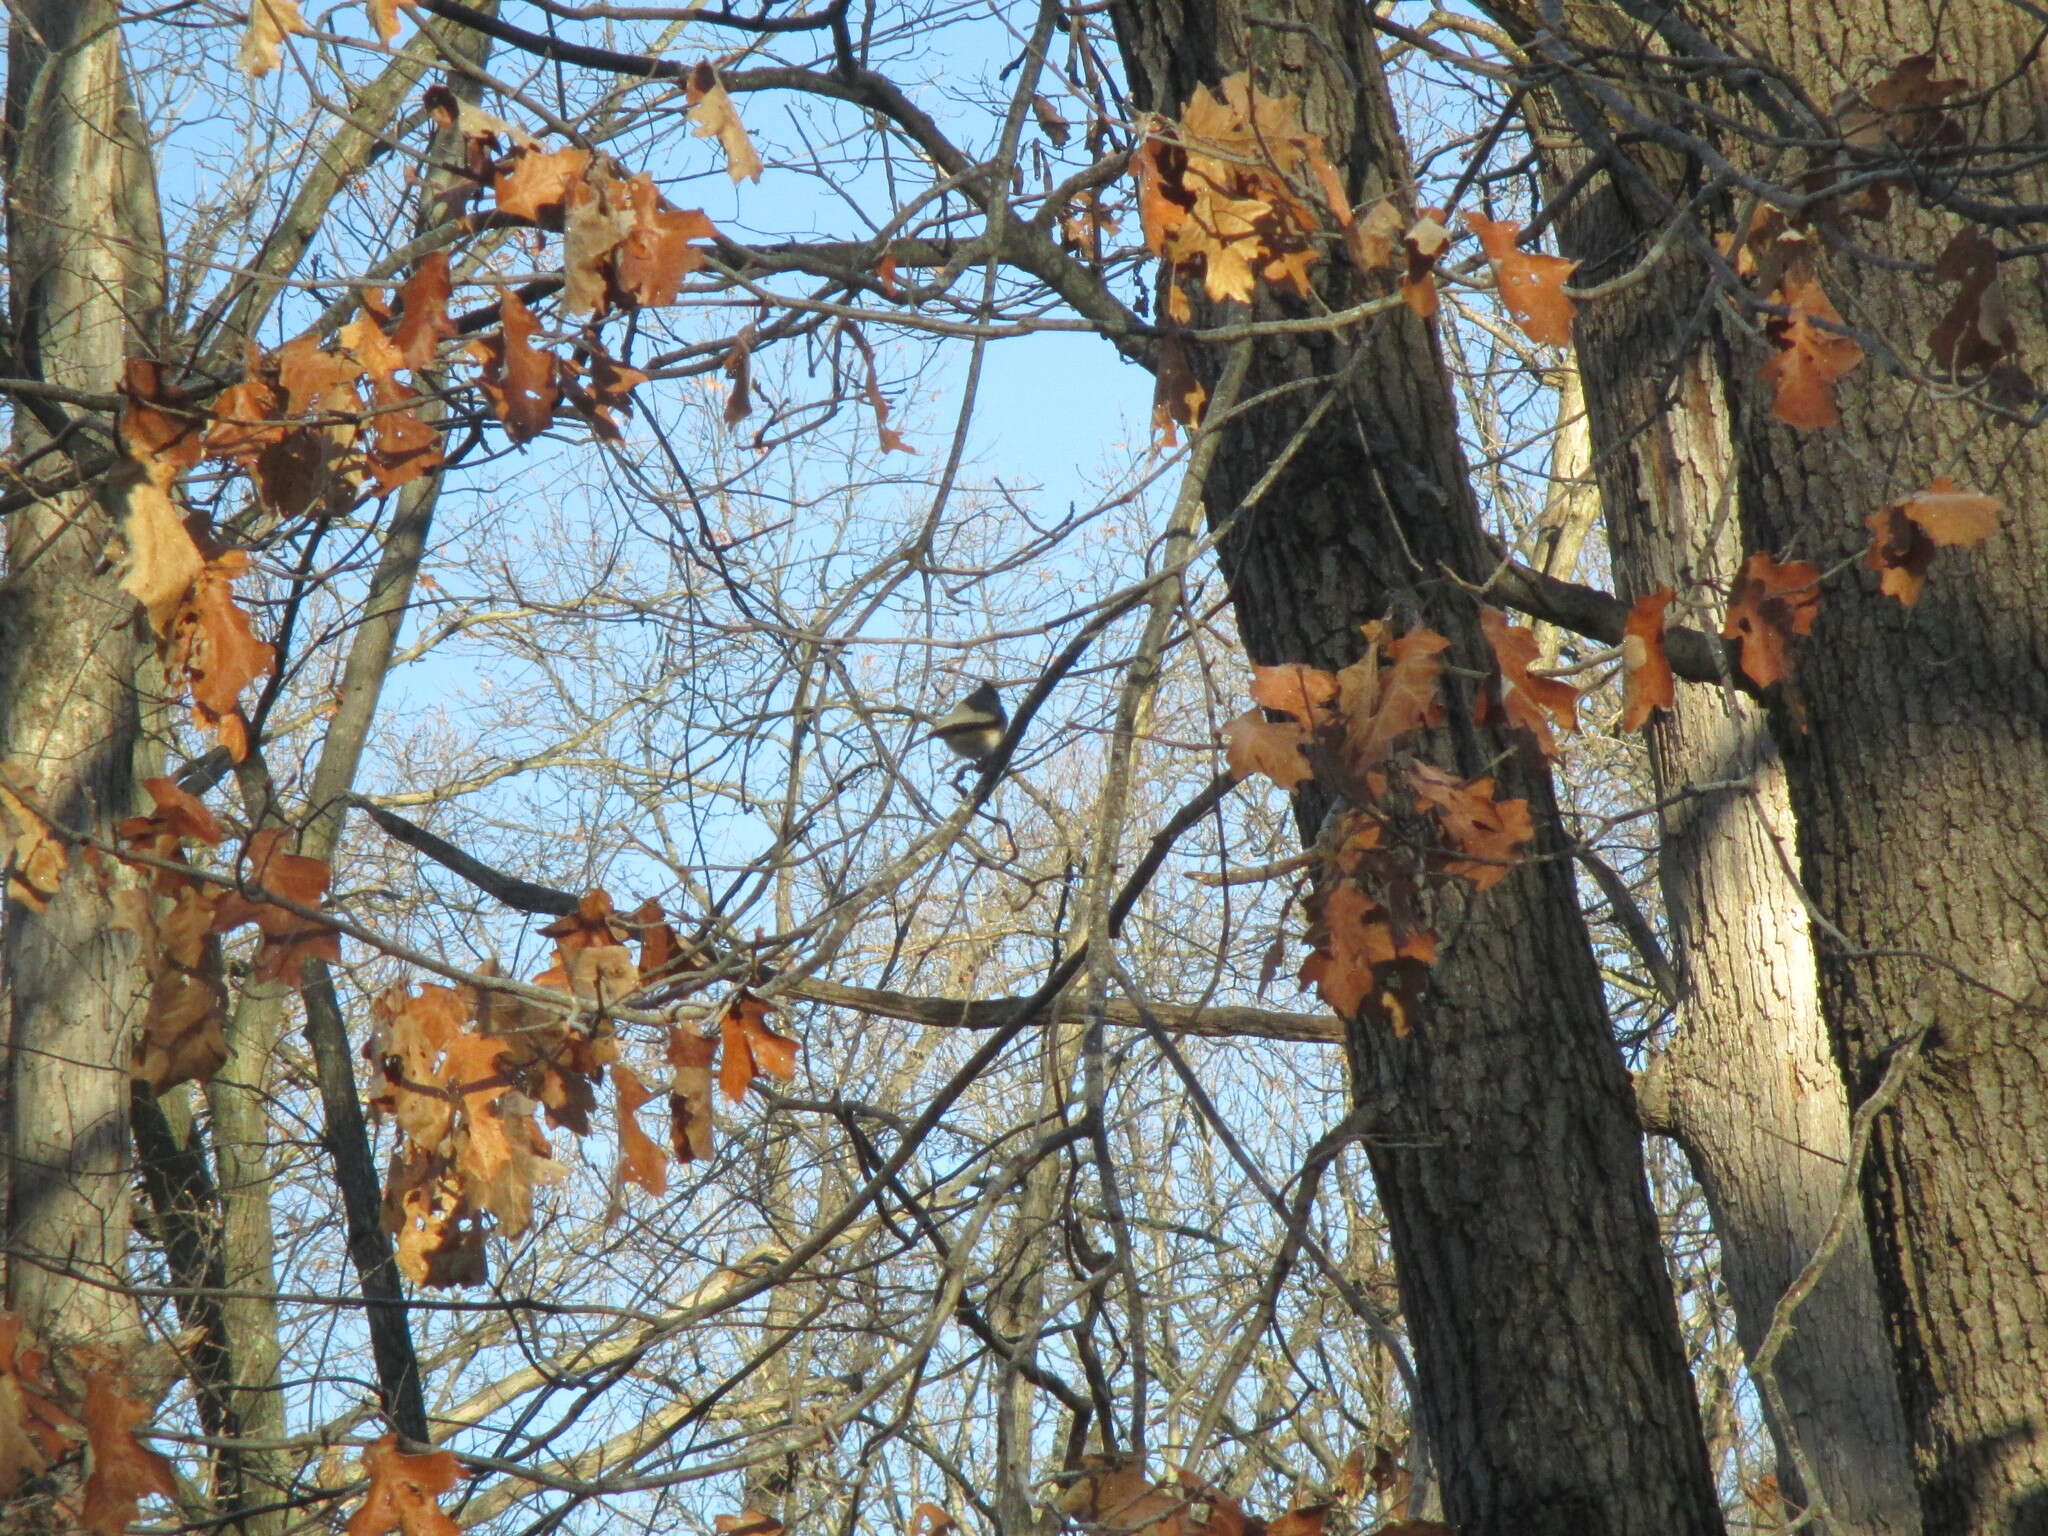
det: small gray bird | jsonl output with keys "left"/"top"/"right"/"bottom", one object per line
{"left": 928, "top": 681, "right": 1007, "bottom": 764}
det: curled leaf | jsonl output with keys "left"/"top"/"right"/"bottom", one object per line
{"left": 688, "top": 63, "right": 764, "bottom": 183}
{"left": 1721, "top": 553, "right": 1821, "bottom": 689}
{"left": 1619, "top": 588, "right": 1676, "bottom": 731}
{"left": 1760, "top": 276, "right": 1862, "bottom": 431}
{"left": 1465, "top": 212, "right": 1578, "bottom": 345}
{"left": 1864, "top": 477, "right": 1999, "bottom": 606}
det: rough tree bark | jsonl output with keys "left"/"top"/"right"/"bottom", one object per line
{"left": 1495, "top": 11, "right": 1923, "bottom": 1525}
{"left": 1548, "top": 3, "right": 2048, "bottom": 1531}
{"left": 1707, "top": 8, "right": 2048, "bottom": 1532}
{"left": 1583, "top": 326, "right": 1918, "bottom": 1536}
{"left": 1105, "top": 4, "right": 1725, "bottom": 1532}
{"left": 1, "top": 0, "right": 164, "bottom": 1365}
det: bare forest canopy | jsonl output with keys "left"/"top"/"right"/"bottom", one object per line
{"left": 1, "top": 0, "right": 2045, "bottom": 1535}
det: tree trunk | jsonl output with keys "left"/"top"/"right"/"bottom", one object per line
{"left": 1713, "top": 8, "right": 2048, "bottom": 1532}
{"left": 1593, "top": 338, "right": 1918, "bottom": 1536}
{"left": 1106, "top": 7, "right": 1725, "bottom": 1532}
{"left": 1517, "top": 28, "right": 1922, "bottom": 1526}
{"left": 1644, "top": 5, "right": 2048, "bottom": 1530}
{"left": 1, "top": 0, "right": 163, "bottom": 1363}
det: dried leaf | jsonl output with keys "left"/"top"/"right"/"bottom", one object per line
{"left": 1864, "top": 53, "right": 1968, "bottom": 149}
{"left": 119, "top": 359, "right": 204, "bottom": 475}
{"left": 492, "top": 144, "right": 593, "bottom": 228}
{"left": 238, "top": 0, "right": 311, "bottom": 77}
{"left": 1409, "top": 763, "right": 1534, "bottom": 890}
{"left": 1059, "top": 1455, "right": 1181, "bottom": 1536}
{"left": 1345, "top": 625, "right": 1449, "bottom": 772}
{"left": 393, "top": 253, "right": 458, "bottom": 372}
{"left": 562, "top": 346, "right": 649, "bottom": 444}
{"left": 369, "top": 0, "right": 416, "bottom": 44}
{"left": 365, "top": 375, "right": 443, "bottom": 493}
{"left": 1475, "top": 607, "right": 1579, "bottom": 756}
{"left": 1248, "top": 662, "right": 1340, "bottom": 726}
{"left": 122, "top": 776, "right": 226, "bottom": 853}
{"left": 115, "top": 468, "right": 205, "bottom": 638}
{"left": 1130, "top": 74, "right": 1327, "bottom": 308}
{"left": 1400, "top": 209, "right": 1450, "bottom": 319}
{"left": 1864, "top": 477, "right": 1999, "bottom": 606}
{"left": 442, "top": 1034, "right": 565, "bottom": 1238}
{"left": 345, "top": 1434, "right": 462, "bottom": 1536}
{"left": 0, "top": 764, "right": 67, "bottom": 913}
{"left": 204, "top": 378, "right": 289, "bottom": 465}
{"left": 128, "top": 886, "right": 230, "bottom": 1093}
{"left": 1332, "top": 1446, "right": 1368, "bottom": 1504}
{"left": 1721, "top": 552, "right": 1822, "bottom": 689}
{"left": 384, "top": 1148, "right": 487, "bottom": 1288}
{"left": 1152, "top": 328, "right": 1207, "bottom": 446}
{"left": 469, "top": 289, "right": 560, "bottom": 444}
{"left": 722, "top": 331, "right": 754, "bottom": 427}
{"left": 630, "top": 899, "right": 691, "bottom": 980}
{"left": 666, "top": 1024, "right": 717, "bottom": 1161}
{"left": 1300, "top": 879, "right": 1433, "bottom": 1035}
{"left": 1221, "top": 708, "right": 1313, "bottom": 789}
{"left": 1760, "top": 276, "right": 1863, "bottom": 432}
{"left": 209, "top": 827, "right": 341, "bottom": 982}
{"left": 340, "top": 293, "right": 406, "bottom": 385}
{"left": 79, "top": 1369, "right": 177, "bottom": 1536}
{"left": 1031, "top": 93, "right": 1070, "bottom": 147}
{"left": 611, "top": 1064, "right": 669, "bottom": 1196}
{"left": 0, "top": 1313, "right": 75, "bottom": 1497}
{"left": 718, "top": 989, "right": 799, "bottom": 1103}
{"left": 1348, "top": 195, "right": 1405, "bottom": 270}
{"left": 1266, "top": 1507, "right": 1329, "bottom": 1536}
{"left": 562, "top": 166, "right": 637, "bottom": 318}
{"left": 535, "top": 889, "right": 631, "bottom": 987}
{"left": 688, "top": 63, "right": 764, "bottom": 183}
{"left": 164, "top": 547, "right": 276, "bottom": 761}
{"left": 845, "top": 323, "right": 914, "bottom": 454}
{"left": 1619, "top": 588, "right": 1676, "bottom": 731}
{"left": 1465, "top": 212, "right": 1578, "bottom": 345}
{"left": 614, "top": 176, "right": 715, "bottom": 308}
{"left": 1928, "top": 227, "right": 2021, "bottom": 378}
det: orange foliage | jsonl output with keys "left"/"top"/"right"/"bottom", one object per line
{"left": 1614, "top": 587, "right": 1677, "bottom": 731}
{"left": 346, "top": 1434, "right": 462, "bottom": 1536}
{"left": 1224, "top": 621, "right": 1539, "bottom": 1037}
{"left": 469, "top": 290, "right": 561, "bottom": 445}
{"left": 1722, "top": 553, "right": 1822, "bottom": 689}
{"left": 719, "top": 989, "right": 800, "bottom": 1103}
{"left": 1474, "top": 607, "right": 1579, "bottom": 757}
{"left": 1864, "top": 477, "right": 2000, "bottom": 606}
{"left": 688, "top": 63, "right": 764, "bottom": 183}
{"left": 611, "top": 1064, "right": 669, "bottom": 1197}
{"left": 79, "top": 1368, "right": 178, "bottom": 1536}
{"left": 1464, "top": 213, "right": 1577, "bottom": 346}
{"left": 238, "top": 0, "right": 310, "bottom": 76}
{"left": 210, "top": 827, "right": 341, "bottom": 983}
{"left": 667, "top": 1024, "right": 718, "bottom": 1162}
{"left": 0, "top": 1313, "right": 76, "bottom": 1497}
{"left": 1132, "top": 73, "right": 1339, "bottom": 316}
{"left": 0, "top": 764, "right": 68, "bottom": 913}
{"left": 1759, "top": 276, "right": 1863, "bottom": 431}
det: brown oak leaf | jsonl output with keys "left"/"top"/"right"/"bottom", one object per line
{"left": 1760, "top": 276, "right": 1863, "bottom": 431}
{"left": 1465, "top": 212, "right": 1577, "bottom": 346}
{"left": 1475, "top": 607, "right": 1578, "bottom": 756}
{"left": 1722, "top": 553, "right": 1822, "bottom": 689}
{"left": 1619, "top": 588, "right": 1676, "bottom": 731}
{"left": 1864, "top": 477, "right": 1999, "bottom": 606}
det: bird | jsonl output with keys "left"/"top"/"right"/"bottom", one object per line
{"left": 927, "top": 681, "right": 1007, "bottom": 764}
